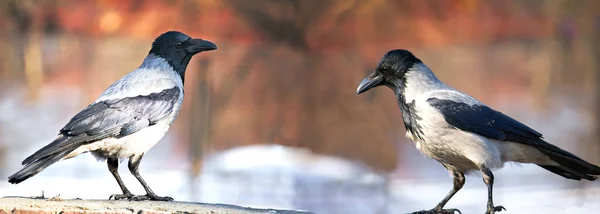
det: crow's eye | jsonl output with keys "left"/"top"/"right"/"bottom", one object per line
{"left": 379, "top": 67, "right": 389, "bottom": 73}
{"left": 174, "top": 42, "right": 183, "bottom": 48}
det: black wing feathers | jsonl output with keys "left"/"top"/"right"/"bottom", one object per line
{"left": 21, "top": 87, "right": 180, "bottom": 165}
{"left": 427, "top": 98, "right": 542, "bottom": 143}
{"left": 426, "top": 98, "right": 577, "bottom": 158}
{"left": 427, "top": 98, "right": 600, "bottom": 179}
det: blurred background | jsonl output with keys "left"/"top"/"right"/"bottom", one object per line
{"left": 0, "top": 0, "right": 600, "bottom": 213}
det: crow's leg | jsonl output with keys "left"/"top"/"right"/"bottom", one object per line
{"left": 107, "top": 157, "right": 134, "bottom": 200}
{"left": 411, "top": 169, "right": 464, "bottom": 214}
{"left": 127, "top": 154, "right": 174, "bottom": 201}
{"left": 482, "top": 167, "right": 506, "bottom": 214}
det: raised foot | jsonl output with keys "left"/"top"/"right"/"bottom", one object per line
{"left": 108, "top": 193, "right": 134, "bottom": 200}
{"left": 411, "top": 208, "right": 461, "bottom": 214}
{"left": 130, "top": 194, "right": 174, "bottom": 201}
{"left": 485, "top": 205, "right": 506, "bottom": 214}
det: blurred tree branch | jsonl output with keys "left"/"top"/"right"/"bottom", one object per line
{"left": 225, "top": 0, "right": 330, "bottom": 51}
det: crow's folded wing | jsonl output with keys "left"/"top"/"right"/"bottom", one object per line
{"left": 22, "top": 87, "right": 180, "bottom": 165}
{"left": 426, "top": 97, "right": 585, "bottom": 162}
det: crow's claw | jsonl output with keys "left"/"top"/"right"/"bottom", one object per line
{"left": 108, "top": 193, "right": 134, "bottom": 200}
{"left": 411, "top": 208, "right": 461, "bottom": 214}
{"left": 130, "top": 194, "right": 173, "bottom": 201}
{"left": 486, "top": 205, "right": 506, "bottom": 214}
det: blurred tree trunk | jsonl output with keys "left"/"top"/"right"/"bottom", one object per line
{"left": 593, "top": 13, "right": 600, "bottom": 168}
{"left": 189, "top": 58, "right": 211, "bottom": 201}
{"left": 8, "top": 0, "right": 48, "bottom": 102}
{"left": 24, "top": 26, "right": 44, "bottom": 101}
{"left": 190, "top": 58, "right": 211, "bottom": 176}
{"left": 0, "top": 125, "right": 4, "bottom": 177}
{"left": 3, "top": 0, "right": 32, "bottom": 91}
{"left": 571, "top": 0, "right": 600, "bottom": 172}
{"left": 530, "top": 0, "right": 567, "bottom": 109}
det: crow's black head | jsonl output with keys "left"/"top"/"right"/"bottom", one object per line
{"left": 356, "top": 49, "right": 421, "bottom": 94}
{"left": 149, "top": 31, "right": 217, "bottom": 76}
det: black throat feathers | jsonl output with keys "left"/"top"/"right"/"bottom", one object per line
{"left": 395, "top": 80, "right": 424, "bottom": 141}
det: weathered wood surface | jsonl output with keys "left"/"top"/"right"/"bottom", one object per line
{"left": 0, "top": 197, "right": 313, "bottom": 214}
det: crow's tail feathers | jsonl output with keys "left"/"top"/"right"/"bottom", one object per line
{"left": 537, "top": 145, "right": 600, "bottom": 181}
{"left": 7, "top": 148, "right": 76, "bottom": 184}
{"left": 8, "top": 135, "right": 82, "bottom": 184}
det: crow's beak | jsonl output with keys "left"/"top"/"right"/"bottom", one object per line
{"left": 186, "top": 39, "right": 218, "bottom": 53}
{"left": 356, "top": 73, "right": 383, "bottom": 95}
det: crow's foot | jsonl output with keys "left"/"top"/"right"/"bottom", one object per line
{"left": 485, "top": 205, "right": 506, "bottom": 214}
{"left": 108, "top": 193, "right": 134, "bottom": 200}
{"left": 411, "top": 208, "right": 461, "bottom": 214}
{"left": 130, "top": 194, "right": 174, "bottom": 201}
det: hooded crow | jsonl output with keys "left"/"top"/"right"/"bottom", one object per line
{"left": 8, "top": 31, "right": 217, "bottom": 201}
{"left": 356, "top": 49, "right": 600, "bottom": 214}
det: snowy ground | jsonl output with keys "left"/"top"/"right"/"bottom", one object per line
{"left": 1, "top": 145, "right": 599, "bottom": 214}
